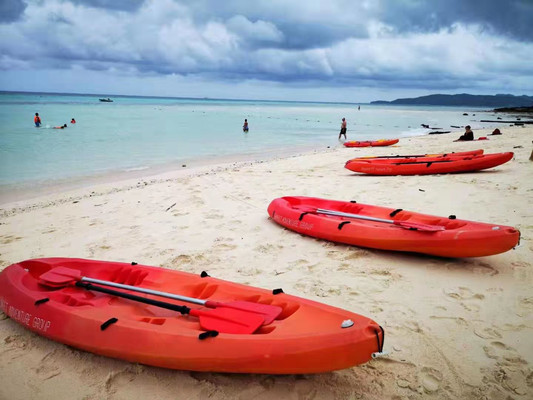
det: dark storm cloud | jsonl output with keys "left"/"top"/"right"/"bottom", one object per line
{"left": 69, "top": 0, "right": 145, "bottom": 12}
{"left": 172, "top": 0, "right": 373, "bottom": 50}
{"left": 379, "top": 0, "right": 533, "bottom": 42}
{"left": 0, "top": 0, "right": 532, "bottom": 95}
{"left": 0, "top": 0, "right": 27, "bottom": 22}
{"left": 176, "top": 0, "right": 533, "bottom": 47}
{"left": 272, "top": 22, "right": 368, "bottom": 50}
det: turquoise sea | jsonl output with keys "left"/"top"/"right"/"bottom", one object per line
{"left": 0, "top": 91, "right": 504, "bottom": 188}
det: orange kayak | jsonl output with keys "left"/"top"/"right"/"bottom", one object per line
{"left": 267, "top": 196, "right": 520, "bottom": 257}
{"left": 348, "top": 149, "right": 483, "bottom": 162}
{"left": 344, "top": 139, "right": 399, "bottom": 147}
{"left": 0, "top": 258, "right": 383, "bottom": 374}
{"left": 345, "top": 152, "right": 513, "bottom": 175}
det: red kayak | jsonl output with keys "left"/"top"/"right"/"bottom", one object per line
{"left": 344, "top": 139, "right": 399, "bottom": 148}
{"left": 0, "top": 258, "right": 383, "bottom": 374}
{"left": 268, "top": 196, "right": 520, "bottom": 257}
{"left": 345, "top": 152, "right": 513, "bottom": 175}
{"left": 348, "top": 149, "right": 483, "bottom": 162}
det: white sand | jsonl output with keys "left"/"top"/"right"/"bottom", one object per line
{"left": 0, "top": 126, "right": 532, "bottom": 400}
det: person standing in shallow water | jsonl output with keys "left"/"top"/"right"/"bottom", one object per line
{"left": 338, "top": 118, "right": 347, "bottom": 140}
{"left": 34, "top": 113, "right": 41, "bottom": 127}
{"left": 243, "top": 119, "right": 249, "bottom": 133}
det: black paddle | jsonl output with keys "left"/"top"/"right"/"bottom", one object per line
{"left": 39, "top": 267, "right": 282, "bottom": 324}
{"left": 72, "top": 281, "right": 264, "bottom": 334}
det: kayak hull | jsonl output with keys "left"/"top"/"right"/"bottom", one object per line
{"left": 345, "top": 152, "right": 513, "bottom": 175}
{"left": 0, "top": 258, "right": 382, "bottom": 374}
{"left": 267, "top": 196, "right": 520, "bottom": 257}
{"left": 344, "top": 139, "right": 399, "bottom": 147}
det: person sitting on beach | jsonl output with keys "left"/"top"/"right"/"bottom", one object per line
{"left": 491, "top": 128, "right": 502, "bottom": 135}
{"left": 243, "top": 119, "right": 249, "bottom": 132}
{"left": 454, "top": 125, "right": 474, "bottom": 141}
{"left": 338, "top": 118, "right": 347, "bottom": 140}
{"left": 53, "top": 124, "right": 68, "bottom": 129}
{"left": 71, "top": 118, "right": 76, "bottom": 124}
{"left": 34, "top": 113, "right": 42, "bottom": 127}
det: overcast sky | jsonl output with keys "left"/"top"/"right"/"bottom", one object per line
{"left": 1, "top": 0, "right": 532, "bottom": 102}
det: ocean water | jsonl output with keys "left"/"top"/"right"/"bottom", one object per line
{"left": 0, "top": 91, "right": 504, "bottom": 187}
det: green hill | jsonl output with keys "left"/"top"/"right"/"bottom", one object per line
{"left": 371, "top": 94, "right": 533, "bottom": 107}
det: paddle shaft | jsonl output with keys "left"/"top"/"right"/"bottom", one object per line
{"left": 38, "top": 267, "right": 282, "bottom": 325}
{"left": 316, "top": 208, "right": 399, "bottom": 224}
{"left": 75, "top": 282, "right": 192, "bottom": 314}
{"left": 75, "top": 282, "right": 264, "bottom": 332}
{"left": 363, "top": 153, "right": 440, "bottom": 159}
{"left": 314, "top": 208, "right": 444, "bottom": 231}
{"left": 79, "top": 276, "right": 206, "bottom": 306}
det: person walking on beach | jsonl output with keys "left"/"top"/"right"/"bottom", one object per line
{"left": 243, "top": 119, "right": 249, "bottom": 133}
{"left": 34, "top": 113, "right": 42, "bottom": 127}
{"left": 338, "top": 118, "right": 347, "bottom": 140}
{"left": 454, "top": 125, "right": 474, "bottom": 141}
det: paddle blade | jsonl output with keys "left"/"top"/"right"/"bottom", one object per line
{"left": 394, "top": 220, "right": 445, "bottom": 232}
{"left": 39, "top": 267, "right": 81, "bottom": 287}
{"left": 206, "top": 300, "right": 282, "bottom": 325}
{"left": 191, "top": 308, "right": 264, "bottom": 334}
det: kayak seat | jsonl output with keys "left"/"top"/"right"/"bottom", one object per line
{"left": 338, "top": 204, "right": 365, "bottom": 214}
{"left": 240, "top": 294, "right": 301, "bottom": 320}
{"left": 187, "top": 282, "right": 219, "bottom": 299}
{"left": 254, "top": 325, "right": 277, "bottom": 334}
{"left": 432, "top": 219, "right": 468, "bottom": 230}
{"left": 49, "top": 291, "right": 104, "bottom": 307}
{"left": 273, "top": 302, "right": 300, "bottom": 320}
{"left": 108, "top": 267, "right": 148, "bottom": 286}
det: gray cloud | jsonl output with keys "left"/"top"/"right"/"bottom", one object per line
{"left": 0, "top": 0, "right": 26, "bottom": 22}
{"left": 378, "top": 0, "right": 533, "bottom": 42}
{"left": 69, "top": 0, "right": 145, "bottom": 12}
{"left": 158, "top": 0, "right": 533, "bottom": 46}
{"left": 0, "top": 0, "right": 532, "bottom": 97}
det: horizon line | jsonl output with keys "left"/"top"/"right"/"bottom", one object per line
{"left": 0, "top": 90, "right": 367, "bottom": 106}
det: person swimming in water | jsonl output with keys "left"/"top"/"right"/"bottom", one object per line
{"left": 243, "top": 119, "right": 249, "bottom": 132}
{"left": 71, "top": 118, "right": 76, "bottom": 124}
{"left": 53, "top": 124, "right": 68, "bottom": 129}
{"left": 34, "top": 113, "right": 42, "bottom": 127}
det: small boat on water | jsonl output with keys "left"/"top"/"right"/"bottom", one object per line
{"left": 268, "top": 196, "right": 520, "bottom": 257}
{"left": 0, "top": 258, "right": 384, "bottom": 374}
{"left": 344, "top": 139, "right": 399, "bottom": 148}
{"left": 99, "top": 98, "right": 113, "bottom": 102}
{"left": 344, "top": 152, "right": 513, "bottom": 175}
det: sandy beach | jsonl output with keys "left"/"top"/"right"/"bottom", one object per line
{"left": 1, "top": 126, "right": 532, "bottom": 399}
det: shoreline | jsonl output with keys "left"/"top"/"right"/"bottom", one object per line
{"left": 0, "top": 125, "right": 532, "bottom": 399}
{"left": 0, "top": 122, "right": 521, "bottom": 206}
{"left": 0, "top": 143, "right": 334, "bottom": 206}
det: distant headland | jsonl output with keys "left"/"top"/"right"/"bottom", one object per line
{"left": 371, "top": 93, "right": 533, "bottom": 108}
